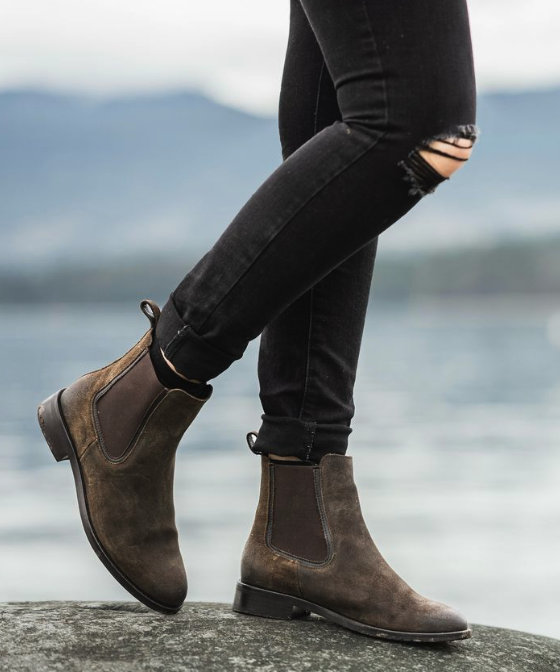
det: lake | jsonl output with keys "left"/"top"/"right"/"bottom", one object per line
{"left": 1, "top": 296, "right": 559, "bottom": 639}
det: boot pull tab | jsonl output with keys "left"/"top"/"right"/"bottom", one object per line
{"left": 140, "top": 299, "right": 161, "bottom": 329}
{"left": 246, "top": 431, "right": 262, "bottom": 455}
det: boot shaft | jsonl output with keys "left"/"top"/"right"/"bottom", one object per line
{"left": 241, "top": 454, "right": 369, "bottom": 595}
{"left": 60, "top": 299, "right": 212, "bottom": 463}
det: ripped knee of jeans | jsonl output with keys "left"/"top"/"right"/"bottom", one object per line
{"left": 398, "top": 124, "right": 481, "bottom": 197}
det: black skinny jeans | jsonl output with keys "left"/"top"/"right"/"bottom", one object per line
{"left": 155, "top": 0, "right": 480, "bottom": 462}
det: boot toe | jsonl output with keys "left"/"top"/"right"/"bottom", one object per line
{"left": 144, "top": 577, "right": 187, "bottom": 612}
{"left": 424, "top": 602, "right": 470, "bottom": 634}
{"left": 103, "top": 540, "right": 188, "bottom": 613}
{"left": 130, "top": 563, "right": 187, "bottom": 612}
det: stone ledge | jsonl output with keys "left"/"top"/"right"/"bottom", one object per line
{"left": 0, "top": 602, "right": 558, "bottom": 672}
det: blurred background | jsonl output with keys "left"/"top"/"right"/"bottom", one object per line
{"left": 1, "top": 0, "right": 559, "bottom": 640}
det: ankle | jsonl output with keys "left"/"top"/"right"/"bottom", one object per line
{"left": 160, "top": 349, "right": 202, "bottom": 383}
{"left": 148, "top": 336, "right": 212, "bottom": 399}
{"left": 269, "top": 454, "right": 302, "bottom": 462}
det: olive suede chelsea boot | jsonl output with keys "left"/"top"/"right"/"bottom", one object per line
{"left": 233, "top": 440, "right": 471, "bottom": 643}
{"left": 37, "top": 299, "right": 213, "bottom": 614}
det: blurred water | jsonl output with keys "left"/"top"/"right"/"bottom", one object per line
{"left": 1, "top": 297, "right": 559, "bottom": 639}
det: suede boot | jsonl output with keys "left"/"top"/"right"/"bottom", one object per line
{"left": 233, "top": 438, "right": 471, "bottom": 643}
{"left": 37, "top": 299, "right": 212, "bottom": 614}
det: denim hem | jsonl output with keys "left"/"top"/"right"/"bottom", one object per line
{"left": 252, "top": 413, "right": 352, "bottom": 462}
{"left": 154, "top": 293, "right": 239, "bottom": 382}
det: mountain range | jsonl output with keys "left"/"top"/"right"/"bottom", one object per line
{"left": 0, "top": 85, "right": 559, "bottom": 272}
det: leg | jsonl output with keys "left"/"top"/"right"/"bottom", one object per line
{"left": 228, "top": 0, "right": 478, "bottom": 642}
{"left": 255, "top": 0, "right": 379, "bottom": 462}
{"left": 154, "top": 0, "right": 480, "bottom": 435}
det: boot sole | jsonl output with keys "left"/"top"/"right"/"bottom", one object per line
{"left": 233, "top": 581, "right": 472, "bottom": 643}
{"left": 37, "top": 389, "right": 182, "bottom": 615}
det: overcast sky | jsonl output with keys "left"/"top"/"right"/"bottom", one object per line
{"left": 0, "top": 0, "right": 558, "bottom": 115}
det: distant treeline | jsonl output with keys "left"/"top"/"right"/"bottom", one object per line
{"left": 370, "top": 236, "right": 560, "bottom": 299}
{"left": 1, "top": 236, "right": 559, "bottom": 303}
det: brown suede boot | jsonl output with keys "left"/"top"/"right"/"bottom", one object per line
{"left": 233, "top": 441, "right": 471, "bottom": 643}
{"left": 37, "top": 299, "right": 212, "bottom": 614}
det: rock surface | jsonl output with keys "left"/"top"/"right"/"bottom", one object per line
{"left": 1, "top": 602, "right": 559, "bottom": 672}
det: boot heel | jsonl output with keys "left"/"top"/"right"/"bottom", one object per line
{"left": 37, "top": 389, "right": 73, "bottom": 462}
{"left": 233, "top": 581, "right": 308, "bottom": 620}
